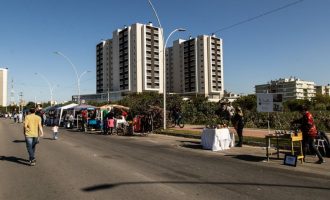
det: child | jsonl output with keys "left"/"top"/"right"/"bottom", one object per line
{"left": 107, "top": 116, "right": 115, "bottom": 135}
{"left": 52, "top": 125, "right": 59, "bottom": 140}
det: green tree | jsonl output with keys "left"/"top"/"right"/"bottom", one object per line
{"left": 118, "top": 92, "right": 162, "bottom": 116}
{"left": 312, "top": 94, "right": 330, "bottom": 111}
{"left": 283, "top": 99, "right": 310, "bottom": 112}
{"left": 313, "top": 94, "right": 330, "bottom": 104}
{"left": 233, "top": 94, "right": 257, "bottom": 111}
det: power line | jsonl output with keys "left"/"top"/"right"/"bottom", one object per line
{"left": 212, "top": 0, "right": 304, "bottom": 34}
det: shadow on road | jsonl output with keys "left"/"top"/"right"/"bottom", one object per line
{"left": 225, "top": 154, "right": 266, "bottom": 162}
{"left": 0, "top": 156, "right": 30, "bottom": 166}
{"left": 67, "top": 129, "right": 84, "bottom": 133}
{"left": 179, "top": 141, "right": 203, "bottom": 149}
{"left": 81, "top": 181, "right": 330, "bottom": 192}
{"left": 12, "top": 140, "right": 26, "bottom": 143}
{"left": 43, "top": 137, "right": 55, "bottom": 140}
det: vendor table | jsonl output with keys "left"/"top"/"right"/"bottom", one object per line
{"left": 265, "top": 131, "right": 304, "bottom": 163}
{"left": 201, "top": 128, "right": 235, "bottom": 151}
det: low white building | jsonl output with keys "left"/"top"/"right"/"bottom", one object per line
{"left": 255, "top": 77, "right": 316, "bottom": 101}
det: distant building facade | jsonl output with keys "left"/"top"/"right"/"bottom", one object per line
{"left": 87, "top": 24, "right": 224, "bottom": 103}
{"left": 0, "top": 68, "right": 8, "bottom": 106}
{"left": 315, "top": 84, "right": 330, "bottom": 96}
{"left": 96, "top": 39, "right": 112, "bottom": 94}
{"left": 255, "top": 77, "right": 316, "bottom": 101}
{"left": 166, "top": 35, "right": 224, "bottom": 101}
{"left": 223, "top": 90, "right": 241, "bottom": 103}
{"left": 95, "top": 23, "right": 164, "bottom": 99}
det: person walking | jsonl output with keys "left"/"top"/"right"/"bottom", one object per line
{"left": 67, "top": 113, "right": 74, "bottom": 129}
{"left": 13, "top": 111, "right": 17, "bottom": 123}
{"left": 295, "top": 105, "right": 325, "bottom": 164}
{"left": 52, "top": 125, "right": 59, "bottom": 140}
{"left": 18, "top": 112, "right": 23, "bottom": 123}
{"left": 102, "top": 108, "right": 110, "bottom": 134}
{"left": 233, "top": 107, "right": 244, "bottom": 147}
{"left": 81, "top": 109, "right": 88, "bottom": 132}
{"left": 23, "top": 108, "right": 44, "bottom": 166}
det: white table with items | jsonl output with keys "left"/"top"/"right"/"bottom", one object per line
{"left": 201, "top": 128, "right": 235, "bottom": 151}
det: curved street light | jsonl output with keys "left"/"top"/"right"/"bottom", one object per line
{"left": 34, "top": 72, "right": 57, "bottom": 106}
{"left": 54, "top": 51, "right": 90, "bottom": 104}
{"left": 148, "top": 0, "right": 186, "bottom": 130}
{"left": 163, "top": 28, "right": 186, "bottom": 130}
{"left": 77, "top": 70, "right": 91, "bottom": 104}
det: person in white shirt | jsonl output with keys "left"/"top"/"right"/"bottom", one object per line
{"left": 52, "top": 125, "right": 59, "bottom": 140}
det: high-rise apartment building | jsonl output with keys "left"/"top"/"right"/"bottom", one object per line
{"left": 96, "top": 39, "right": 112, "bottom": 93}
{"left": 96, "top": 23, "right": 164, "bottom": 96}
{"left": 93, "top": 25, "right": 224, "bottom": 102}
{"left": 0, "top": 68, "right": 8, "bottom": 106}
{"left": 166, "top": 35, "right": 224, "bottom": 101}
{"left": 255, "top": 77, "right": 316, "bottom": 101}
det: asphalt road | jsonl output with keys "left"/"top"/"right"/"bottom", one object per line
{"left": 1, "top": 118, "right": 329, "bottom": 200}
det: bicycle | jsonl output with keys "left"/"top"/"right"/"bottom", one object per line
{"left": 170, "top": 115, "right": 184, "bottom": 128}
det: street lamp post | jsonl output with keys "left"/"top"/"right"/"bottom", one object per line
{"left": 163, "top": 29, "right": 186, "bottom": 130}
{"left": 148, "top": 0, "right": 186, "bottom": 130}
{"left": 54, "top": 51, "right": 90, "bottom": 104}
{"left": 77, "top": 70, "right": 91, "bottom": 104}
{"left": 35, "top": 72, "right": 56, "bottom": 106}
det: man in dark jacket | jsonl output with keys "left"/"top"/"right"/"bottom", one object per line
{"left": 233, "top": 107, "right": 244, "bottom": 147}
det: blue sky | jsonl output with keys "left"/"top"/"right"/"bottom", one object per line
{"left": 0, "top": 0, "right": 329, "bottom": 103}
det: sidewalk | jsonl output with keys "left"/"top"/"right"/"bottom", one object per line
{"left": 170, "top": 124, "right": 330, "bottom": 138}
{"left": 164, "top": 124, "right": 330, "bottom": 177}
{"left": 209, "top": 143, "right": 330, "bottom": 177}
{"left": 171, "top": 124, "right": 277, "bottom": 137}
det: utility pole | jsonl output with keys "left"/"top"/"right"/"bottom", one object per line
{"left": 107, "top": 88, "right": 110, "bottom": 102}
{"left": 10, "top": 79, "right": 15, "bottom": 106}
{"left": 19, "top": 92, "right": 23, "bottom": 113}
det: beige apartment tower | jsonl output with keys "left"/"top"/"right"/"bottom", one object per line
{"left": 95, "top": 25, "right": 223, "bottom": 102}
{"left": 96, "top": 23, "right": 164, "bottom": 96}
{"left": 96, "top": 39, "right": 112, "bottom": 94}
{"left": 167, "top": 35, "right": 224, "bottom": 101}
{"left": 0, "top": 68, "right": 8, "bottom": 106}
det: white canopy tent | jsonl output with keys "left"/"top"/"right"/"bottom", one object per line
{"left": 57, "top": 103, "right": 78, "bottom": 125}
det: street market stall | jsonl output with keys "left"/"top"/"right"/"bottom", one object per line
{"left": 99, "top": 104, "right": 131, "bottom": 135}
{"left": 56, "top": 103, "right": 78, "bottom": 126}
{"left": 42, "top": 105, "right": 61, "bottom": 126}
{"left": 72, "top": 104, "right": 99, "bottom": 131}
